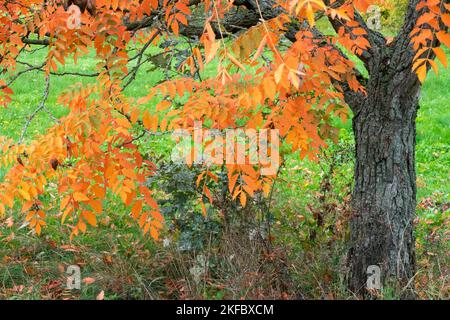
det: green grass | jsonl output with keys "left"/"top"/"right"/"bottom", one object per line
{"left": 1, "top": 47, "right": 166, "bottom": 141}
{"left": 2, "top": 50, "right": 96, "bottom": 141}
{"left": 416, "top": 67, "right": 450, "bottom": 199}
{"left": 1, "top": 47, "right": 448, "bottom": 200}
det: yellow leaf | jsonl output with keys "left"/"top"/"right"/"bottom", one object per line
{"left": 60, "top": 196, "right": 71, "bottom": 211}
{"left": 131, "top": 200, "right": 143, "bottom": 219}
{"left": 73, "top": 192, "right": 89, "bottom": 202}
{"left": 35, "top": 223, "right": 41, "bottom": 236}
{"left": 156, "top": 101, "right": 171, "bottom": 112}
{"left": 171, "top": 20, "right": 179, "bottom": 36}
{"left": 205, "top": 22, "right": 216, "bottom": 41}
{"left": 116, "top": 117, "right": 131, "bottom": 129}
{"left": 196, "top": 172, "right": 205, "bottom": 187}
{"left": 310, "top": 0, "right": 326, "bottom": 10}
{"left": 288, "top": 69, "right": 300, "bottom": 89}
{"left": 142, "top": 110, "right": 152, "bottom": 130}
{"left": 306, "top": 2, "right": 315, "bottom": 27}
{"left": 150, "top": 226, "right": 159, "bottom": 240}
{"left": 22, "top": 201, "right": 34, "bottom": 213}
{"left": 150, "top": 114, "right": 159, "bottom": 132}
{"left": 433, "top": 47, "right": 447, "bottom": 68}
{"left": 206, "top": 40, "right": 220, "bottom": 64}
{"left": 228, "top": 53, "right": 246, "bottom": 71}
{"left": 18, "top": 188, "right": 31, "bottom": 201}
{"left": 160, "top": 118, "right": 168, "bottom": 131}
{"left": 251, "top": 35, "right": 267, "bottom": 63}
{"left": 89, "top": 199, "right": 103, "bottom": 214}
{"left": 201, "top": 201, "right": 207, "bottom": 217}
{"left": 240, "top": 192, "right": 247, "bottom": 207}
{"left": 82, "top": 211, "right": 97, "bottom": 227}
{"left": 274, "top": 63, "right": 284, "bottom": 84}
{"left": 428, "top": 59, "right": 439, "bottom": 75}
{"left": 436, "top": 31, "right": 450, "bottom": 48}
{"left": 61, "top": 206, "right": 73, "bottom": 224}
{"left": 78, "top": 220, "right": 87, "bottom": 233}
{"left": 416, "top": 63, "right": 427, "bottom": 83}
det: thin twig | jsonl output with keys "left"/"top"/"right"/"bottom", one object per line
{"left": 18, "top": 75, "right": 53, "bottom": 144}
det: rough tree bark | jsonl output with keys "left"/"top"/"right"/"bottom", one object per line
{"left": 344, "top": 0, "right": 439, "bottom": 298}
{"left": 347, "top": 48, "right": 420, "bottom": 298}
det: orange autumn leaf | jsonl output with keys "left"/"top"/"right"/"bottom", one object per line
{"left": 73, "top": 192, "right": 90, "bottom": 202}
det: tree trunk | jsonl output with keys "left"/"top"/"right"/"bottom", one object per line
{"left": 347, "top": 61, "right": 421, "bottom": 298}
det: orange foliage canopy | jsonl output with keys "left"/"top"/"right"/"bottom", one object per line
{"left": 0, "top": 0, "right": 448, "bottom": 239}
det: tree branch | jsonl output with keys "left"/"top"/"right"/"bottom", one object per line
{"left": 21, "top": 37, "right": 50, "bottom": 46}
{"left": 18, "top": 75, "right": 56, "bottom": 144}
{"left": 323, "top": 0, "right": 386, "bottom": 70}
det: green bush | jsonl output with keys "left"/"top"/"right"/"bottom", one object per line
{"left": 380, "top": 0, "right": 409, "bottom": 31}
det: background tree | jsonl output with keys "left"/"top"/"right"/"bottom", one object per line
{"left": 0, "top": 0, "right": 448, "bottom": 298}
